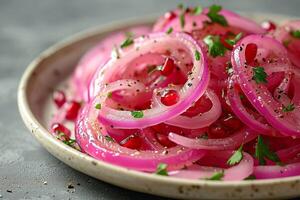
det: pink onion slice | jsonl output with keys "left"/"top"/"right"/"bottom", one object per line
{"left": 93, "top": 32, "right": 209, "bottom": 129}
{"left": 254, "top": 162, "right": 300, "bottom": 179}
{"left": 75, "top": 99, "right": 206, "bottom": 172}
{"left": 227, "top": 77, "right": 283, "bottom": 137}
{"left": 165, "top": 89, "right": 222, "bottom": 129}
{"left": 232, "top": 34, "right": 300, "bottom": 136}
{"left": 168, "top": 128, "right": 258, "bottom": 150}
{"left": 274, "top": 20, "right": 300, "bottom": 68}
{"left": 170, "top": 151, "right": 254, "bottom": 181}
{"left": 72, "top": 26, "right": 151, "bottom": 101}
{"left": 153, "top": 8, "right": 265, "bottom": 34}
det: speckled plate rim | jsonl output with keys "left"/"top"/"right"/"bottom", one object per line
{"left": 18, "top": 14, "right": 300, "bottom": 199}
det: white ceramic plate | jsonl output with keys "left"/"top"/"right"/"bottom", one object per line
{"left": 18, "top": 14, "right": 300, "bottom": 199}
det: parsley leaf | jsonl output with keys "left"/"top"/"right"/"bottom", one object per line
{"left": 244, "top": 175, "right": 256, "bottom": 180}
{"left": 283, "top": 39, "right": 291, "bottom": 47}
{"left": 120, "top": 37, "right": 134, "bottom": 48}
{"left": 291, "top": 30, "right": 300, "bottom": 39}
{"left": 195, "top": 50, "right": 201, "bottom": 61}
{"left": 255, "top": 135, "right": 281, "bottom": 165}
{"left": 63, "top": 139, "right": 76, "bottom": 146}
{"left": 226, "top": 33, "right": 243, "bottom": 46}
{"left": 131, "top": 110, "right": 144, "bottom": 118}
{"left": 105, "top": 135, "right": 115, "bottom": 142}
{"left": 177, "top": 3, "right": 184, "bottom": 10}
{"left": 282, "top": 103, "right": 295, "bottom": 112}
{"left": 95, "top": 103, "right": 101, "bottom": 110}
{"left": 124, "top": 31, "right": 134, "bottom": 38}
{"left": 107, "top": 92, "right": 113, "bottom": 98}
{"left": 155, "top": 163, "right": 168, "bottom": 176}
{"left": 193, "top": 6, "right": 203, "bottom": 15}
{"left": 206, "top": 171, "right": 224, "bottom": 180}
{"left": 166, "top": 27, "right": 173, "bottom": 34}
{"left": 252, "top": 67, "right": 267, "bottom": 84}
{"left": 207, "top": 5, "right": 228, "bottom": 26}
{"left": 203, "top": 35, "right": 227, "bottom": 57}
{"left": 227, "top": 145, "right": 243, "bottom": 166}
{"left": 179, "top": 12, "right": 185, "bottom": 29}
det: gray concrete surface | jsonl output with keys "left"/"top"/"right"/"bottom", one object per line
{"left": 0, "top": 0, "right": 299, "bottom": 199}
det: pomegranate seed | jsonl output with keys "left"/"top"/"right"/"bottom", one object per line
{"left": 161, "top": 58, "right": 176, "bottom": 76}
{"left": 220, "top": 35, "right": 233, "bottom": 50}
{"left": 65, "top": 101, "right": 81, "bottom": 120}
{"left": 245, "top": 43, "right": 258, "bottom": 64}
{"left": 156, "top": 133, "right": 176, "bottom": 148}
{"left": 164, "top": 11, "right": 177, "bottom": 22}
{"left": 261, "top": 21, "right": 276, "bottom": 32}
{"left": 161, "top": 90, "right": 179, "bottom": 106}
{"left": 51, "top": 123, "right": 71, "bottom": 140}
{"left": 208, "top": 124, "right": 228, "bottom": 139}
{"left": 182, "top": 96, "right": 212, "bottom": 117}
{"left": 221, "top": 115, "right": 243, "bottom": 131}
{"left": 53, "top": 90, "right": 66, "bottom": 108}
{"left": 120, "top": 135, "right": 142, "bottom": 149}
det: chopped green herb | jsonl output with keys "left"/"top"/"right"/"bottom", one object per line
{"left": 63, "top": 139, "right": 76, "bottom": 146}
{"left": 239, "top": 93, "right": 245, "bottom": 100}
{"left": 177, "top": 3, "right": 184, "bottom": 10}
{"left": 255, "top": 135, "right": 281, "bottom": 165}
{"left": 283, "top": 39, "right": 291, "bottom": 47}
{"left": 131, "top": 110, "right": 144, "bottom": 118}
{"left": 193, "top": 6, "right": 203, "bottom": 15}
{"left": 57, "top": 131, "right": 65, "bottom": 139}
{"left": 120, "top": 37, "right": 134, "bottom": 48}
{"left": 107, "top": 92, "right": 113, "bottom": 98}
{"left": 95, "top": 103, "right": 101, "bottom": 110}
{"left": 105, "top": 135, "right": 115, "bottom": 142}
{"left": 282, "top": 103, "right": 295, "bottom": 112}
{"left": 155, "top": 163, "right": 168, "bottom": 176}
{"left": 206, "top": 171, "right": 224, "bottom": 181}
{"left": 195, "top": 50, "right": 201, "bottom": 61}
{"left": 124, "top": 31, "right": 134, "bottom": 38}
{"left": 226, "top": 33, "right": 243, "bottom": 46}
{"left": 291, "top": 30, "right": 300, "bottom": 38}
{"left": 179, "top": 13, "right": 185, "bottom": 29}
{"left": 207, "top": 4, "right": 228, "bottom": 26}
{"left": 252, "top": 67, "right": 268, "bottom": 84}
{"left": 244, "top": 175, "right": 256, "bottom": 180}
{"left": 227, "top": 145, "right": 243, "bottom": 166}
{"left": 199, "top": 132, "right": 208, "bottom": 139}
{"left": 166, "top": 27, "right": 173, "bottom": 34}
{"left": 203, "top": 35, "right": 227, "bottom": 57}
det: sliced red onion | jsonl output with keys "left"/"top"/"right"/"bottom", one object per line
{"left": 227, "top": 77, "right": 283, "bottom": 137}
{"left": 232, "top": 35, "right": 300, "bottom": 136}
{"left": 168, "top": 128, "right": 258, "bottom": 150}
{"left": 274, "top": 20, "right": 300, "bottom": 68}
{"left": 94, "top": 32, "right": 209, "bottom": 129}
{"left": 75, "top": 100, "right": 206, "bottom": 172}
{"left": 254, "top": 162, "right": 300, "bottom": 179}
{"left": 153, "top": 8, "right": 265, "bottom": 34}
{"left": 165, "top": 89, "right": 222, "bottom": 129}
{"left": 170, "top": 151, "right": 254, "bottom": 181}
{"left": 72, "top": 26, "right": 151, "bottom": 101}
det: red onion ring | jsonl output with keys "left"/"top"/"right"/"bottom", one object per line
{"left": 170, "top": 151, "right": 254, "bottom": 181}
{"left": 168, "top": 128, "right": 258, "bottom": 150}
{"left": 93, "top": 32, "right": 209, "bottom": 129}
{"left": 232, "top": 34, "right": 300, "bottom": 136}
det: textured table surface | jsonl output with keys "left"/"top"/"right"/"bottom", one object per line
{"left": 1, "top": 0, "right": 300, "bottom": 199}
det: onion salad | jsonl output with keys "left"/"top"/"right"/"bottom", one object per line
{"left": 50, "top": 4, "right": 300, "bottom": 181}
